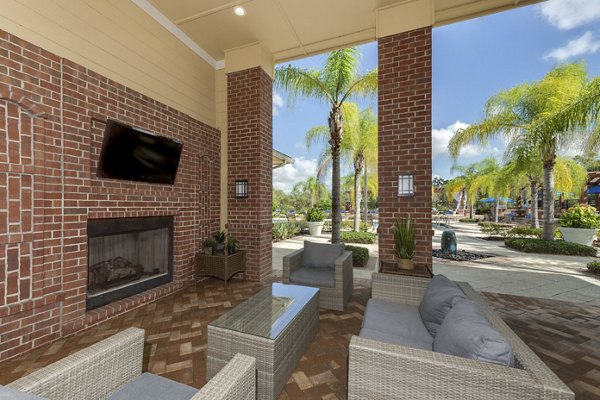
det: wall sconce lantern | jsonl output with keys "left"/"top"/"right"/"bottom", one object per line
{"left": 398, "top": 174, "right": 414, "bottom": 197}
{"left": 235, "top": 180, "right": 248, "bottom": 198}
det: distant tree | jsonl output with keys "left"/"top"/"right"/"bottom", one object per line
{"left": 275, "top": 48, "right": 377, "bottom": 243}
{"left": 449, "top": 63, "right": 600, "bottom": 239}
{"left": 432, "top": 176, "right": 448, "bottom": 188}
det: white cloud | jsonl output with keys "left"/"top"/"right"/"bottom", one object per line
{"left": 539, "top": 0, "right": 600, "bottom": 30}
{"left": 273, "top": 91, "right": 285, "bottom": 116}
{"left": 544, "top": 31, "right": 600, "bottom": 61}
{"left": 273, "top": 157, "right": 317, "bottom": 192}
{"left": 432, "top": 121, "right": 480, "bottom": 158}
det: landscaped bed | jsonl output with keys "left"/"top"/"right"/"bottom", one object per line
{"left": 505, "top": 238, "right": 597, "bottom": 257}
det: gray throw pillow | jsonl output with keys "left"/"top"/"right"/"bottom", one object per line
{"left": 433, "top": 300, "right": 515, "bottom": 367}
{"left": 302, "top": 241, "right": 344, "bottom": 269}
{"left": 418, "top": 274, "right": 467, "bottom": 336}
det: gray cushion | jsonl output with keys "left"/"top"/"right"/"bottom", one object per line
{"left": 418, "top": 274, "right": 467, "bottom": 337}
{"left": 109, "top": 373, "right": 198, "bottom": 400}
{"left": 0, "top": 386, "right": 47, "bottom": 400}
{"left": 289, "top": 266, "right": 335, "bottom": 288}
{"left": 359, "top": 327, "right": 433, "bottom": 350}
{"left": 302, "top": 241, "right": 344, "bottom": 269}
{"left": 362, "top": 299, "right": 433, "bottom": 345}
{"left": 433, "top": 300, "right": 515, "bottom": 367}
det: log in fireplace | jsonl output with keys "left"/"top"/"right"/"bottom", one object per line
{"left": 87, "top": 216, "right": 174, "bottom": 310}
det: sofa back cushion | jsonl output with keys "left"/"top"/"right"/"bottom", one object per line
{"left": 433, "top": 300, "right": 515, "bottom": 367}
{"left": 302, "top": 241, "right": 344, "bottom": 269}
{"left": 418, "top": 274, "right": 467, "bottom": 336}
{"left": 0, "top": 386, "right": 47, "bottom": 399}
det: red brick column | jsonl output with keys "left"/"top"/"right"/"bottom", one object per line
{"left": 378, "top": 27, "right": 432, "bottom": 268}
{"left": 227, "top": 67, "right": 273, "bottom": 281}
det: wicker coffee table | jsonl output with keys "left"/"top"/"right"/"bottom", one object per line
{"left": 207, "top": 283, "right": 319, "bottom": 400}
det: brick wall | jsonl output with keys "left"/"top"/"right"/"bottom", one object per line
{"left": 0, "top": 30, "right": 220, "bottom": 361}
{"left": 227, "top": 67, "right": 272, "bottom": 281}
{"left": 378, "top": 27, "right": 433, "bottom": 267}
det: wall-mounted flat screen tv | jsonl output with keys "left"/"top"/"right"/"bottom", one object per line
{"left": 97, "top": 120, "right": 183, "bottom": 185}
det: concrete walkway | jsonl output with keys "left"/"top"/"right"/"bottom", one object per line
{"left": 272, "top": 222, "right": 600, "bottom": 305}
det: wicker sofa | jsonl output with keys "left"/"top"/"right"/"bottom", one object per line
{"left": 283, "top": 242, "right": 353, "bottom": 311}
{"left": 2, "top": 327, "right": 256, "bottom": 400}
{"left": 348, "top": 273, "right": 574, "bottom": 400}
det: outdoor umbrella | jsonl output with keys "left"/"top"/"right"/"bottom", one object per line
{"left": 587, "top": 186, "right": 600, "bottom": 194}
{"left": 479, "top": 197, "right": 514, "bottom": 203}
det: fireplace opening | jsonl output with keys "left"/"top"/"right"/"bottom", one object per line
{"left": 87, "top": 216, "right": 174, "bottom": 310}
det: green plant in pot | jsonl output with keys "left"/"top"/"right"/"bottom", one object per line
{"left": 226, "top": 236, "right": 238, "bottom": 255}
{"left": 558, "top": 205, "right": 600, "bottom": 246}
{"left": 393, "top": 216, "right": 415, "bottom": 270}
{"left": 306, "top": 207, "right": 326, "bottom": 236}
{"left": 202, "top": 238, "right": 215, "bottom": 255}
{"left": 213, "top": 230, "right": 227, "bottom": 255}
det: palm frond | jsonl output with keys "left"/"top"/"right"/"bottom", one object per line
{"left": 274, "top": 65, "right": 334, "bottom": 105}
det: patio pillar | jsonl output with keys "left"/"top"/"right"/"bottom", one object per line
{"left": 225, "top": 44, "right": 274, "bottom": 281}
{"left": 377, "top": 6, "right": 433, "bottom": 268}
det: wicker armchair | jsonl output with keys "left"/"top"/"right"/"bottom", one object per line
{"left": 283, "top": 247, "right": 353, "bottom": 311}
{"left": 347, "top": 273, "right": 574, "bottom": 400}
{"left": 4, "top": 327, "right": 256, "bottom": 400}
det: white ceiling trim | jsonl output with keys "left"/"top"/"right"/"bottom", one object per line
{"left": 130, "top": 0, "right": 224, "bottom": 69}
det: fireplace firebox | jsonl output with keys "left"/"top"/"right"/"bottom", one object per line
{"left": 87, "top": 216, "right": 174, "bottom": 310}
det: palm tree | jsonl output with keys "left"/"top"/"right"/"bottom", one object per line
{"left": 275, "top": 48, "right": 377, "bottom": 243}
{"left": 444, "top": 161, "right": 483, "bottom": 219}
{"left": 449, "top": 63, "right": 599, "bottom": 240}
{"left": 467, "top": 158, "right": 512, "bottom": 223}
{"left": 292, "top": 177, "right": 327, "bottom": 208}
{"left": 306, "top": 103, "right": 378, "bottom": 231}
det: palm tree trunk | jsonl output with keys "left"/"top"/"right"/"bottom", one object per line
{"left": 463, "top": 192, "right": 468, "bottom": 215}
{"left": 530, "top": 180, "right": 539, "bottom": 229}
{"left": 542, "top": 161, "right": 555, "bottom": 240}
{"left": 363, "top": 164, "right": 368, "bottom": 224}
{"left": 454, "top": 191, "right": 463, "bottom": 214}
{"left": 329, "top": 106, "right": 343, "bottom": 244}
{"left": 494, "top": 198, "right": 499, "bottom": 223}
{"left": 469, "top": 203, "right": 473, "bottom": 219}
{"left": 354, "top": 168, "right": 361, "bottom": 232}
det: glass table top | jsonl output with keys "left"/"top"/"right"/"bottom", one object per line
{"left": 209, "top": 283, "right": 319, "bottom": 339}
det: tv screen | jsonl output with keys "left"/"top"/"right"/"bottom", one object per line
{"left": 97, "top": 120, "right": 183, "bottom": 185}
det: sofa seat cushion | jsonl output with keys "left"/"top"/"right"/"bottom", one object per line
{"left": 418, "top": 274, "right": 467, "bottom": 337}
{"left": 289, "top": 266, "right": 335, "bottom": 288}
{"left": 434, "top": 300, "right": 515, "bottom": 367}
{"left": 0, "top": 386, "right": 48, "bottom": 400}
{"left": 109, "top": 373, "right": 198, "bottom": 400}
{"left": 361, "top": 299, "right": 433, "bottom": 348}
{"left": 359, "top": 327, "right": 433, "bottom": 350}
{"left": 302, "top": 241, "right": 344, "bottom": 269}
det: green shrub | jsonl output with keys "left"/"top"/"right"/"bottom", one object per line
{"left": 272, "top": 221, "right": 305, "bottom": 241}
{"left": 587, "top": 261, "right": 600, "bottom": 274}
{"left": 341, "top": 221, "right": 370, "bottom": 232}
{"left": 340, "top": 231, "right": 377, "bottom": 244}
{"left": 459, "top": 218, "right": 480, "bottom": 223}
{"left": 478, "top": 222, "right": 512, "bottom": 238}
{"left": 505, "top": 238, "right": 597, "bottom": 256}
{"left": 559, "top": 205, "right": 600, "bottom": 229}
{"left": 393, "top": 217, "right": 415, "bottom": 260}
{"left": 507, "top": 226, "right": 542, "bottom": 238}
{"left": 345, "top": 245, "right": 369, "bottom": 268}
{"left": 307, "top": 207, "right": 325, "bottom": 222}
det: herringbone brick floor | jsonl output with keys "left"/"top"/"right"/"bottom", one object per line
{"left": 0, "top": 276, "right": 598, "bottom": 399}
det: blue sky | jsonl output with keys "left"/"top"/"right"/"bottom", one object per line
{"left": 273, "top": 0, "right": 600, "bottom": 192}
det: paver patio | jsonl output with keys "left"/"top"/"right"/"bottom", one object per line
{"left": 1, "top": 274, "right": 598, "bottom": 399}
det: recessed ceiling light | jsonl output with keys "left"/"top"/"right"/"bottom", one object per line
{"left": 234, "top": 6, "right": 246, "bottom": 16}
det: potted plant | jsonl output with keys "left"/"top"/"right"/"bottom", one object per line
{"left": 202, "top": 238, "right": 215, "bottom": 255}
{"left": 226, "top": 236, "right": 238, "bottom": 255}
{"left": 306, "top": 207, "right": 326, "bottom": 236}
{"left": 558, "top": 205, "right": 600, "bottom": 246}
{"left": 393, "top": 216, "right": 415, "bottom": 270}
{"left": 213, "top": 230, "right": 227, "bottom": 255}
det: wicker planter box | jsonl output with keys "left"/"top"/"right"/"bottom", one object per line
{"left": 195, "top": 251, "right": 245, "bottom": 286}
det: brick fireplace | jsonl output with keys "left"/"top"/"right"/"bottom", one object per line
{"left": 0, "top": 30, "right": 220, "bottom": 361}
